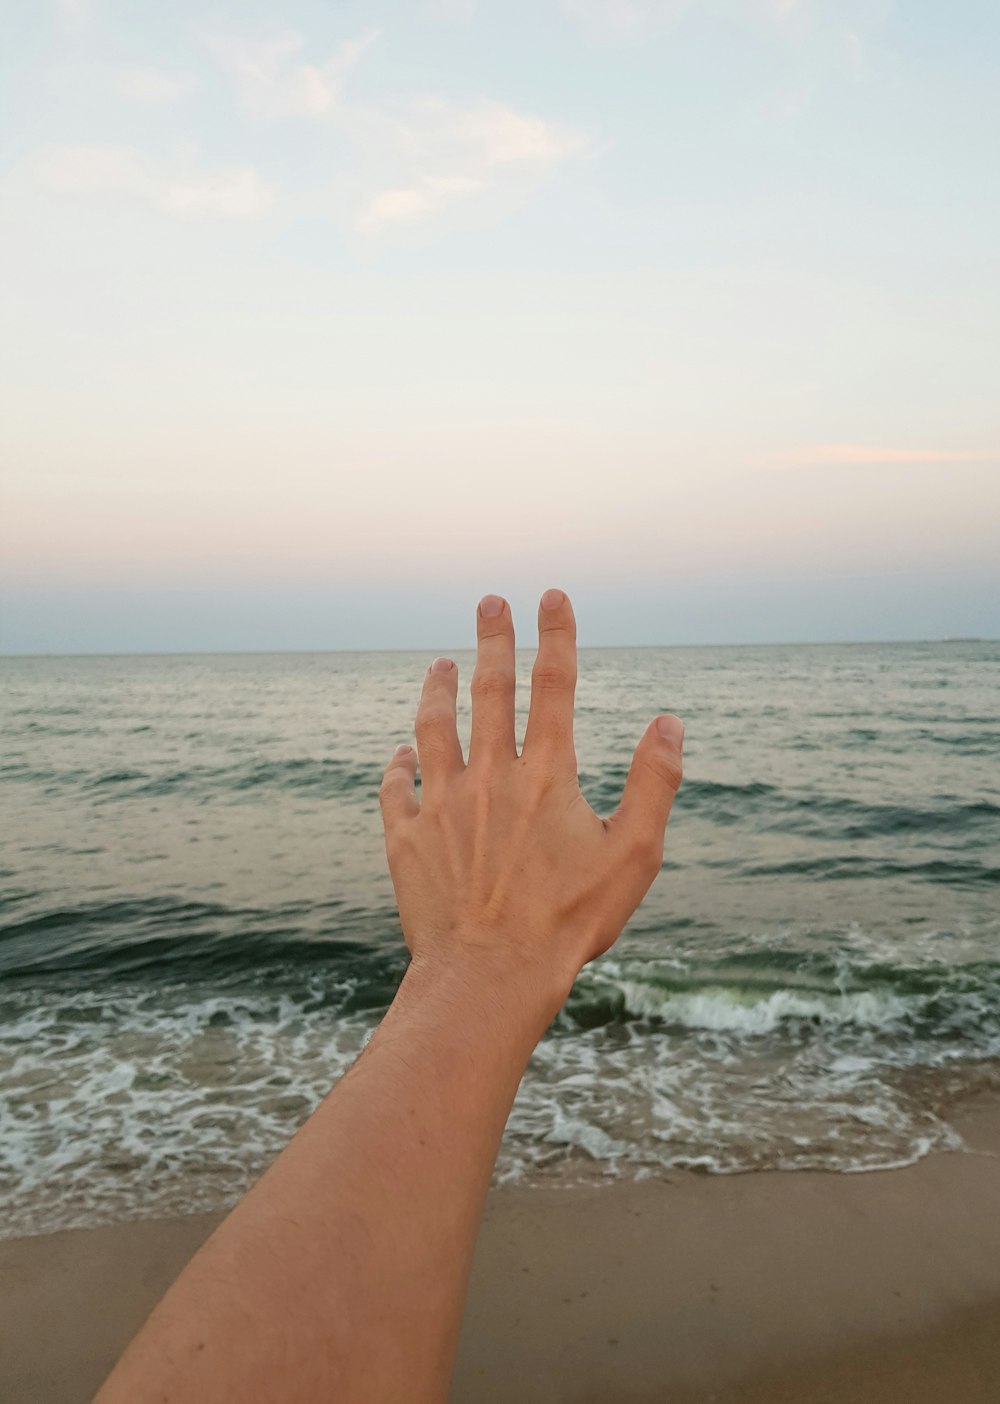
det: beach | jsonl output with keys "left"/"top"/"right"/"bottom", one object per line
{"left": 4, "top": 1094, "right": 999, "bottom": 1403}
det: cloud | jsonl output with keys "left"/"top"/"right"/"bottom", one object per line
{"left": 406, "top": 97, "right": 586, "bottom": 165}
{"left": 202, "top": 29, "right": 589, "bottom": 237}
{"left": 204, "top": 29, "right": 378, "bottom": 118}
{"left": 34, "top": 145, "right": 274, "bottom": 219}
{"left": 355, "top": 97, "right": 589, "bottom": 234}
{"left": 358, "top": 175, "right": 484, "bottom": 231}
{"left": 115, "top": 67, "right": 193, "bottom": 106}
{"left": 359, "top": 187, "right": 436, "bottom": 227}
{"left": 770, "top": 445, "right": 1000, "bottom": 467}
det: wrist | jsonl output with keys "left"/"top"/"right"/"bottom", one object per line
{"left": 399, "top": 939, "right": 576, "bottom": 1044}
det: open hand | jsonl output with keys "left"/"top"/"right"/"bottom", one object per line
{"left": 379, "top": 589, "right": 684, "bottom": 1012}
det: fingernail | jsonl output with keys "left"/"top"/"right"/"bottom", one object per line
{"left": 394, "top": 743, "right": 413, "bottom": 757}
{"left": 430, "top": 656, "right": 454, "bottom": 673}
{"left": 656, "top": 715, "right": 684, "bottom": 743}
{"left": 541, "top": 588, "right": 565, "bottom": 610}
{"left": 479, "top": 594, "right": 504, "bottom": 618}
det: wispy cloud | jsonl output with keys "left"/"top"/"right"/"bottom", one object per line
{"left": 770, "top": 445, "right": 1000, "bottom": 468}
{"left": 358, "top": 175, "right": 483, "bottom": 232}
{"left": 355, "top": 97, "right": 589, "bottom": 234}
{"left": 204, "top": 29, "right": 378, "bottom": 118}
{"left": 34, "top": 145, "right": 274, "bottom": 219}
{"left": 202, "top": 30, "right": 590, "bottom": 237}
{"left": 115, "top": 67, "right": 193, "bottom": 106}
{"left": 36, "top": 27, "right": 589, "bottom": 239}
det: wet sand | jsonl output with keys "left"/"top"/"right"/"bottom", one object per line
{"left": 3, "top": 1096, "right": 999, "bottom": 1403}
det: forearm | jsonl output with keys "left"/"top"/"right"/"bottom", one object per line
{"left": 95, "top": 952, "right": 567, "bottom": 1404}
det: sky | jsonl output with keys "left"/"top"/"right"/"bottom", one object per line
{"left": 1, "top": 0, "right": 999, "bottom": 652}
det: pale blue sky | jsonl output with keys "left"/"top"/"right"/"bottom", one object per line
{"left": 2, "top": 0, "right": 998, "bottom": 651}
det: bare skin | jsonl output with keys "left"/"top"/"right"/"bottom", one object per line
{"left": 94, "top": 587, "right": 683, "bottom": 1404}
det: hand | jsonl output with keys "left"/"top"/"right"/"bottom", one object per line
{"left": 379, "top": 589, "right": 684, "bottom": 1014}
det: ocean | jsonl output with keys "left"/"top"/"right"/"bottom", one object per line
{"left": 2, "top": 642, "right": 999, "bottom": 1238}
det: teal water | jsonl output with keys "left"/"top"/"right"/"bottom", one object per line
{"left": 2, "top": 643, "right": 999, "bottom": 1235}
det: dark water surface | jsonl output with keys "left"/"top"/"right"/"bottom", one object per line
{"left": 2, "top": 643, "right": 999, "bottom": 1235}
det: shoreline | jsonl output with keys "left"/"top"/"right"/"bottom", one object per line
{"left": 2, "top": 1096, "right": 999, "bottom": 1403}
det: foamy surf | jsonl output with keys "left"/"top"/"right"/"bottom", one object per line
{"left": 3, "top": 936, "right": 999, "bottom": 1236}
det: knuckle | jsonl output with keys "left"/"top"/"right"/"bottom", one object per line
{"left": 471, "top": 667, "right": 514, "bottom": 702}
{"left": 645, "top": 752, "right": 683, "bottom": 792}
{"left": 414, "top": 707, "right": 453, "bottom": 748}
{"left": 531, "top": 662, "right": 576, "bottom": 693}
{"left": 379, "top": 760, "right": 413, "bottom": 805}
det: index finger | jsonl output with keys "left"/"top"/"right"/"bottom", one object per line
{"left": 521, "top": 588, "right": 577, "bottom": 767}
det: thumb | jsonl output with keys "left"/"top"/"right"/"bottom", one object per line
{"left": 607, "top": 715, "right": 684, "bottom": 864}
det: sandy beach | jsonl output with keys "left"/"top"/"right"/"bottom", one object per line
{"left": 2, "top": 1094, "right": 998, "bottom": 1402}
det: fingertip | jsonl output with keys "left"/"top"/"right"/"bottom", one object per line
{"left": 537, "top": 587, "right": 575, "bottom": 635}
{"left": 655, "top": 714, "right": 684, "bottom": 747}
{"left": 477, "top": 595, "right": 513, "bottom": 640}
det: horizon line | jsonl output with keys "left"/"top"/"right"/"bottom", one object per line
{"left": 1, "top": 636, "right": 994, "bottom": 661}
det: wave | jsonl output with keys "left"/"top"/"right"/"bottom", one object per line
{"left": 5, "top": 746, "right": 998, "bottom": 864}
{"left": 590, "top": 981, "right": 916, "bottom": 1035}
{"left": 5, "top": 894, "right": 1000, "bottom": 1049}
{"left": 579, "top": 769, "right": 1000, "bottom": 842}
{"left": 738, "top": 856, "right": 1000, "bottom": 886}
{"left": 0, "top": 757, "right": 385, "bottom": 801}
{"left": 565, "top": 951, "right": 1000, "bottom": 1043}
{"left": 0, "top": 895, "right": 407, "bottom": 1003}
{"left": 581, "top": 771, "right": 777, "bottom": 816}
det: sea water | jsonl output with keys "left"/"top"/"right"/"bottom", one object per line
{"left": 2, "top": 643, "right": 998, "bottom": 1236}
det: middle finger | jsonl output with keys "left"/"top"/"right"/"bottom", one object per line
{"left": 468, "top": 594, "right": 517, "bottom": 766}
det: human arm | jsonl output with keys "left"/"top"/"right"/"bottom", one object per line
{"left": 93, "top": 587, "right": 684, "bottom": 1404}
